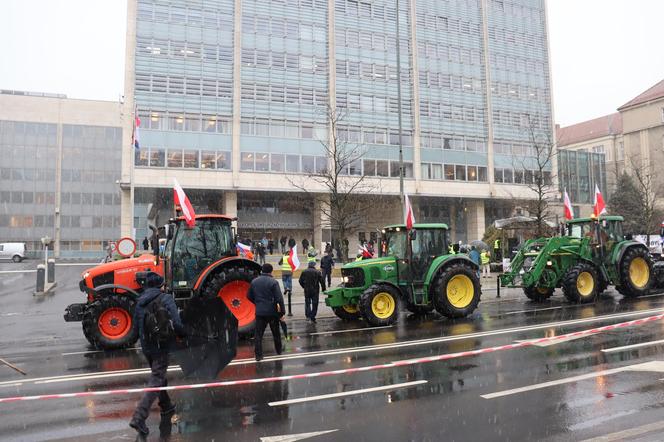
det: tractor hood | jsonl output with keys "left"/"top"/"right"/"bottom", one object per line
{"left": 81, "top": 254, "right": 164, "bottom": 292}
{"left": 81, "top": 254, "right": 160, "bottom": 280}
{"left": 342, "top": 257, "right": 397, "bottom": 271}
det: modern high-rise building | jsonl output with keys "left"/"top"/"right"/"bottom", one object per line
{"left": 122, "top": 0, "right": 554, "bottom": 248}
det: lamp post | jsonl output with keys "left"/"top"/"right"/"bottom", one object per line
{"left": 395, "top": 0, "right": 404, "bottom": 205}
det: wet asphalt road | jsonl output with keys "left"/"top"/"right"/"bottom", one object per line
{"left": 3, "top": 261, "right": 664, "bottom": 441}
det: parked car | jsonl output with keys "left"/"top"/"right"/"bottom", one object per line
{"left": 0, "top": 243, "right": 26, "bottom": 262}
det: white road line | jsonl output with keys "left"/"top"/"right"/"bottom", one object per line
{"left": 36, "top": 367, "right": 182, "bottom": 384}
{"left": 579, "top": 420, "right": 664, "bottom": 442}
{"left": 55, "top": 263, "right": 98, "bottom": 266}
{"left": 260, "top": 430, "right": 339, "bottom": 442}
{"left": 268, "top": 380, "right": 427, "bottom": 406}
{"left": 601, "top": 339, "right": 664, "bottom": 353}
{"left": 9, "top": 307, "right": 664, "bottom": 387}
{"left": 61, "top": 347, "right": 141, "bottom": 356}
{"left": 308, "top": 325, "right": 394, "bottom": 336}
{"left": 481, "top": 360, "right": 664, "bottom": 399}
{"left": 501, "top": 306, "right": 564, "bottom": 315}
{"left": 0, "top": 270, "right": 36, "bottom": 274}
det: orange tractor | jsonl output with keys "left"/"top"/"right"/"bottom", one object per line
{"left": 64, "top": 215, "right": 261, "bottom": 350}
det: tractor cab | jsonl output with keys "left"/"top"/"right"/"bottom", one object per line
{"left": 566, "top": 215, "right": 625, "bottom": 259}
{"left": 381, "top": 224, "right": 449, "bottom": 283}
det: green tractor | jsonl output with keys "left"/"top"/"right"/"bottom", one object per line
{"left": 500, "top": 215, "right": 653, "bottom": 303}
{"left": 325, "top": 223, "right": 482, "bottom": 327}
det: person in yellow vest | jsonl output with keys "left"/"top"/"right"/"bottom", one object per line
{"left": 448, "top": 244, "right": 456, "bottom": 255}
{"left": 481, "top": 250, "right": 490, "bottom": 278}
{"left": 493, "top": 239, "right": 501, "bottom": 261}
{"left": 307, "top": 246, "right": 317, "bottom": 264}
{"left": 279, "top": 251, "right": 293, "bottom": 296}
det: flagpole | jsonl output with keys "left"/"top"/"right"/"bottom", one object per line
{"left": 130, "top": 103, "right": 136, "bottom": 241}
{"left": 395, "top": 0, "right": 404, "bottom": 207}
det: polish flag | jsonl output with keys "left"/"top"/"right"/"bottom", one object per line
{"left": 404, "top": 193, "right": 416, "bottom": 230}
{"left": 563, "top": 188, "right": 574, "bottom": 220}
{"left": 593, "top": 184, "right": 607, "bottom": 217}
{"left": 173, "top": 178, "right": 196, "bottom": 227}
{"left": 132, "top": 107, "right": 140, "bottom": 149}
{"left": 236, "top": 242, "right": 254, "bottom": 260}
{"left": 287, "top": 245, "right": 300, "bottom": 272}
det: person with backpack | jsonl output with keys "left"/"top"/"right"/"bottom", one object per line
{"left": 298, "top": 261, "right": 326, "bottom": 322}
{"left": 248, "top": 263, "right": 285, "bottom": 361}
{"left": 130, "top": 271, "right": 187, "bottom": 439}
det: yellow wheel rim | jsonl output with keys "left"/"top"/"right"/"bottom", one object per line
{"left": 371, "top": 292, "right": 396, "bottom": 319}
{"left": 447, "top": 275, "right": 474, "bottom": 308}
{"left": 629, "top": 257, "right": 649, "bottom": 288}
{"left": 576, "top": 271, "right": 594, "bottom": 297}
{"left": 342, "top": 304, "right": 359, "bottom": 314}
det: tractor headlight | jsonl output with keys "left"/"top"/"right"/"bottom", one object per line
{"left": 546, "top": 261, "right": 553, "bottom": 266}
{"left": 342, "top": 276, "right": 352, "bottom": 284}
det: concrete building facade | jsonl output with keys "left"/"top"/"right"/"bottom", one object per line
{"left": 121, "top": 0, "right": 555, "bottom": 249}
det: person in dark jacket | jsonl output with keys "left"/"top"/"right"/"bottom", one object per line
{"left": 299, "top": 261, "right": 326, "bottom": 322}
{"left": 130, "top": 272, "right": 186, "bottom": 439}
{"left": 142, "top": 236, "right": 149, "bottom": 251}
{"left": 247, "top": 263, "right": 285, "bottom": 361}
{"left": 320, "top": 251, "right": 334, "bottom": 287}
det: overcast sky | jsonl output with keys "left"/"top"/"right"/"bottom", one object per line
{"left": 1, "top": 0, "right": 662, "bottom": 127}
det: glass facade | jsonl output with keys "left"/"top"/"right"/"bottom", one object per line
{"left": 558, "top": 149, "right": 607, "bottom": 204}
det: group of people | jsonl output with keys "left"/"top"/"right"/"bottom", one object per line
{"left": 468, "top": 246, "right": 491, "bottom": 278}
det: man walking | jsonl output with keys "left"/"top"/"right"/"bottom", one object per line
{"left": 279, "top": 250, "right": 293, "bottom": 298}
{"left": 130, "top": 272, "right": 186, "bottom": 439}
{"left": 299, "top": 261, "right": 326, "bottom": 322}
{"left": 480, "top": 250, "right": 491, "bottom": 278}
{"left": 469, "top": 246, "right": 481, "bottom": 279}
{"left": 142, "top": 236, "right": 149, "bottom": 251}
{"left": 248, "top": 264, "right": 285, "bottom": 361}
{"left": 320, "top": 251, "right": 334, "bottom": 288}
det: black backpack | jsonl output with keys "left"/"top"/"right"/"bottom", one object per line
{"left": 143, "top": 293, "right": 175, "bottom": 344}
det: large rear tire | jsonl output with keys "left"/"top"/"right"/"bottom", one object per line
{"left": 359, "top": 284, "right": 401, "bottom": 326}
{"left": 202, "top": 265, "right": 260, "bottom": 336}
{"left": 432, "top": 263, "right": 481, "bottom": 318}
{"left": 617, "top": 247, "right": 653, "bottom": 298}
{"left": 332, "top": 304, "right": 362, "bottom": 321}
{"left": 562, "top": 262, "right": 598, "bottom": 303}
{"left": 82, "top": 295, "right": 138, "bottom": 349}
{"left": 523, "top": 286, "right": 554, "bottom": 302}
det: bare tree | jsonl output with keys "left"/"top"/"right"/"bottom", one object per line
{"left": 629, "top": 157, "right": 664, "bottom": 244}
{"left": 288, "top": 105, "right": 386, "bottom": 262}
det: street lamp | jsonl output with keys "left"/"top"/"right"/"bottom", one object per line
{"left": 395, "top": 0, "right": 405, "bottom": 206}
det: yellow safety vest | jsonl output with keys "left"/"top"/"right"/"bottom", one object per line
{"left": 448, "top": 245, "right": 455, "bottom": 255}
{"left": 281, "top": 254, "right": 292, "bottom": 273}
{"left": 494, "top": 239, "right": 500, "bottom": 249}
{"left": 481, "top": 252, "right": 489, "bottom": 265}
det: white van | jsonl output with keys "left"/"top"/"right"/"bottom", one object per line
{"left": 0, "top": 243, "right": 26, "bottom": 262}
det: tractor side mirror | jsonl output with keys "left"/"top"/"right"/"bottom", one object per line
{"left": 166, "top": 223, "right": 175, "bottom": 241}
{"left": 408, "top": 229, "right": 417, "bottom": 240}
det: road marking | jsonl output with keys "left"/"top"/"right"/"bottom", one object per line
{"left": 601, "top": 339, "right": 664, "bottom": 353}
{"left": 268, "top": 380, "right": 427, "bottom": 407}
{"left": 0, "top": 270, "right": 36, "bottom": 274}
{"left": 308, "top": 325, "right": 394, "bottom": 336}
{"left": 501, "top": 305, "right": 564, "bottom": 315}
{"left": 55, "top": 263, "right": 99, "bottom": 266}
{"left": 36, "top": 367, "right": 182, "bottom": 384}
{"left": 61, "top": 347, "right": 141, "bottom": 356}
{"left": 515, "top": 331, "right": 599, "bottom": 347}
{"left": 579, "top": 420, "right": 664, "bottom": 442}
{"left": 481, "top": 360, "right": 664, "bottom": 399}
{"left": 260, "top": 430, "right": 339, "bottom": 442}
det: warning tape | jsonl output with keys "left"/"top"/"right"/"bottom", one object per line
{"left": 1, "top": 313, "right": 663, "bottom": 404}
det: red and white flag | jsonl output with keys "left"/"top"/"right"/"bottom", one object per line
{"left": 593, "top": 184, "right": 607, "bottom": 217}
{"left": 563, "top": 188, "right": 574, "bottom": 220}
{"left": 131, "top": 106, "right": 140, "bottom": 150}
{"left": 236, "top": 242, "right": 254, "bottom": 260}
{"left": 173, "top": 178, "right": 196, "bottom": 227}
{"left": 404, "top": 193, "right": 416, "bottom": 230}
{"left": 287, "top": 245, "right": 300, "bottom": 272}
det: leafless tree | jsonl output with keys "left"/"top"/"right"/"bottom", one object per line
{"left": 629, "top": 157, "right": 664, "bottom": 244}
{"left": 288, "top": 105, "right": 387, "bottom": 262}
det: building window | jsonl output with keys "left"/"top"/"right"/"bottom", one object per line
{"left": 241, "top": 153, "right": 254, "bottom": 171}
{"left": 167, "top": 149, "right": 183, "bottom": 168}
{"left": 201, "top": 151, "right": 217, "bottom": 169}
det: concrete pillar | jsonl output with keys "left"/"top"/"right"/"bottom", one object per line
{"left": 408, "top": 0, "right": 422, "bottom": 186}
{"left": 224, "top": 191, "right": 238, "bottom": 229}
{"left": 466, "top": 200, "right": 486, "bottom": 241}
{"left": 449, "top": 203, "right": 457, "bottom": 243}
{"left": 231, "top": 0, "right": 243, "bottom": 188}
{"left": 479, "top": 0, "right": 495, "bottom": 188}
{"left": 313, "top": 195, "right": 330, "bottom": 250}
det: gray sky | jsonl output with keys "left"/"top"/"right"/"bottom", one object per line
{"left": 0, "top": 0, "right": 662, "bottom": 127}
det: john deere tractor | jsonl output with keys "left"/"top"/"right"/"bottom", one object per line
{"left": 64, "top": 215, "right": 261, "bottom": 349}
{"left": 500, "top": 215, "right": 653, "bottom": 303}
{"left": 325, "top": 223, "right": 482, "bottom": 327}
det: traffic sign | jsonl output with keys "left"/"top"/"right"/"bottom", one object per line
{"left": 116, "top": 237, "right": 136, "bottom": 258}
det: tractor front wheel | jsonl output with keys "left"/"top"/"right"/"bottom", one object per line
{"left": 332, "top": 304, "right": 362, "bottom": 321}
{"left": 82, "top": 295, "right": 138, "bottom": 349}
{"left": 523, "top": 286, "right": 554, "bottom": 302}
{"left": 562, "top": 262, "right": 598, "bottom": 303}
{"left": 203, "top": 265, "right": 260, "bottom": 336}
{"left": 617, "top": 247, "right": 653, "bottom": 298}
{"left": 359, "top": 284, "right": 401, "bottom": 326}
{"left": 433, "top": 263, "right": 481, "bottom": 318}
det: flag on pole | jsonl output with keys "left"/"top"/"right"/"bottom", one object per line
{"left": 404, "top": 193, "right": 416, "bottom": 230}
{"left": 236, "top": 242, "right": 254, "bottom": 260}
{"left": 593, "top": 184, "right": 607, "bottom": 217}
{"left": 563, "top": 188, "right": 574, "bottom": 220}
{"left": 287, "top": 245, "right": 300, "bottom": 272}
{"left": 131, "top": 106, "right": 140, "bottom": 150}
{"left": 173, "top": 178, "right": 196, "bottom": 227}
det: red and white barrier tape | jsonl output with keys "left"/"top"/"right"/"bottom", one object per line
{"left": 2, "top": 313, "right": 662, "bottom": 404}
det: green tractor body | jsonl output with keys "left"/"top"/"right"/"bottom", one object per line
{"left": 500, "top": 216, "right": 653, "bottom": 302}
{"left": 325, "top": 223, "right": 481, "bottom": 326}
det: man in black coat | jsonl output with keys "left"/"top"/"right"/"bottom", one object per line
{"left": 248, "top": 263, "right": 285, "bottom": 361}
{"left": 130, "top": 272, "right": 187, "bottom": 439}
{"left": 299, "top": 261, "right": 326, "bottom": 322}
{"left": 320, "top": 251, "right": 334, "bottom": 288}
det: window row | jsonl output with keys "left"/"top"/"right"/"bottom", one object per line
{"left": 135, "top": 72, "right": 233, "bottom": 98}
{"left": 335, "top": 28, "right": 402, "bottom": 52}
{"left": 494, "top": 141, "right": 539, "bottom": 157}
{"left": 418, "top": 71, "right": 483, "bottom": 94}
{"left": 494, "top": 168, "right": 553, "bottom": 186}
{"left": 335, "top": 59, "right": 412, "bottom": 84}
{"left": 0, "top": 191, "right": 121, "bottom": 206}
{"left": 136, "top": 37, "right": 233, "bottom": 63}
{"left": 488, "top": 26, "right": 544, "bottom": 50}
{"left": 239, "top": 118, "right": 325, "bottom": 139}
{"left": 240, "top": 152, "right": 327, "bottom": 173}
{"left": 137, "top": 3, "right": 234, "bottom": 29}
{"left": 241, "top": 48, "right": 328, "bottom": 73}
{"left": 135, "top": 148, "right": 231, "bottom": 170}
{"left": 491, "top": 110, "right": 550, "bottom": 130}
{"left": 420, "top": 134, "right": 486, "bottom": 152}
{"left": 242, "top": 14, "right": 326, "bottom": 42}
{"left": 415, "top": 12, "right": 481, "bottom": 36}
{"left": 61, "top": 239, "right": 122, "bottom": 251}
{"left": 336, "top": 92, "right": 412, "bottom": 115}
{"left": 419, "top": 101, "right": 484, "bottom": 123}
{"left": 491, "top": 0, "right": 543, "bottom": 23}
{"left": 241, "top": 82, "right": 328, "bottom": 106}
{"left": 0, "top": 191, "right": 54, "bottom": 205}
{"left": 417, "top": 41, "right": 483, "bottom": 66}
{"left": 488, "top": 53, "right": 546, "bottom": 76}
{"left": 61, "top": 170, "right": 119, "bottom": 183}
{"left": 137, "top": 111, "right": 232, "bottom": 134}
{"left": 1, "top": 168, "right": 56, "bottom": 181}
{"left": 0, "top": 121, "right": 58, "bottom": 147}
{"left": 490, "top": 81, "right": 547, "bottom": 102}
{"left": 0, "top": 215, "right": 121, "bottom": 229}
{"left": 421, "top": 163, "right": 488, "bottom": 182}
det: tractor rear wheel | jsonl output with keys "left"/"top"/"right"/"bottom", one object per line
{"left": 332, "top": 304, "right": 362, "bottom": 321}
{"left": 433, "top": 263, "right": 481, "bottom": 318}
{"left": 359, "top": 284, "right": 401, "bottom": 326}
{"left": 523, "top": 286, "right": 554, "bottom": 302}
{"left": 617, "top": 247, "right": 653, "bottom": 298}
{"left": 203, "top": 265, "right": 260, "bottom": 336}
{"left": 82, "top": 295, "right": 138, "bottom": 349}
{"left": 562, "top": 262, "right": 598, "bottom": 303}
